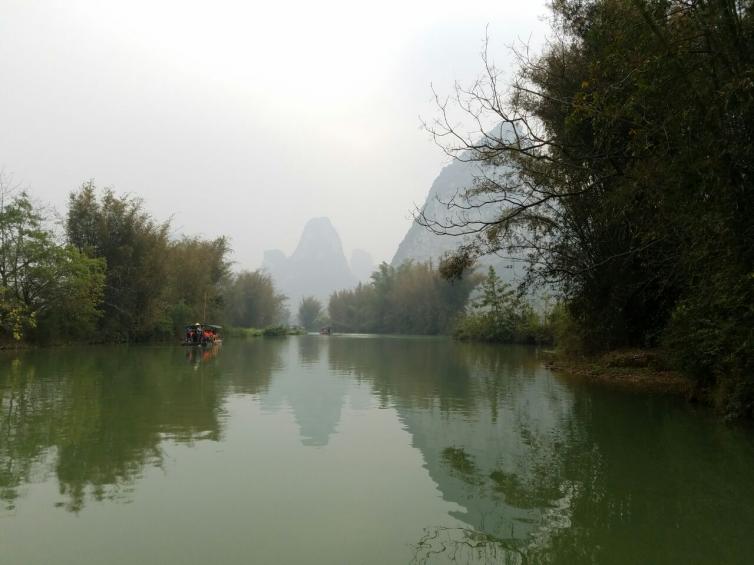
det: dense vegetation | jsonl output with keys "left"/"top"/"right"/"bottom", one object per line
{"left": 0, "top": 187, "right": 105, "bottom": 342}
{"left": 427, "top": 0, "right": 754, "bottom": 417}
{"left": 223, "top": 270, "right": 288, "bottom": 329}
{"left": 328, "top": 261, "right": 476, "bottom": 334}
{"left": 298, "top": 296, "right": 325, "bottom": 331}
{"left": 0, "top": 182, "right": 290, "bottom": 344}
{"left": 66, "top": 183, "right": 232, "bottom": 341}
{"left": 454, "top": 267, "right": 555, "bottom": 344}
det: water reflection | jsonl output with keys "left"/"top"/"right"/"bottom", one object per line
{"left": 326, "top": 337, "right": 579, "bottom": 560}
{"left": 0, "top": 341, "right": 284, "bottom": 512}
{"left": 1, "top": 337, "right": 753, "bottom": 564}
{"left": 261, "top": 336, "right": 347, "bottom": 446}
{"left": 0, "top": 347, "right": 225, "bottom": 511}
{"left": 324, "top": 336, "right": 754, "bottom": 564}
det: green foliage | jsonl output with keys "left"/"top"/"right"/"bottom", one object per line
{"left": 433, "top": 0, "right": 754, "bottom": 416}
{"left": 663, "top": 267, "right": 754, "bottom": 418}
{"left": 67, "top": 183, "right": 172, "bottom": 341}
{"left": 328, "top": 261, "right": 477, "bottom": 335}
{"left": 0, "top": 186, "right": 105, "bottom": 343}
{"left": 261, "top": 325, "right": 289, "bottom": 337}
{"left": 224, "top": 326, "right": 264, "bottom": 338}
{"left": 298, "top": 296, "right": 324, "bottom": 331}
{"left": 164, "top": 236, "right": 231, "bottom": 328}
{"left": 454, "top": 267, "right": 553, "bottom": 344}
{"left": 66, "top": 183, "right": 231, "bottom": 341}
{"left": 223, "top": 270, "right": 287, "bottom": 329}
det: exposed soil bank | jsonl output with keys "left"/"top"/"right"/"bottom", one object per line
{"left": 543, "top": 350, "right": 694, "bottom": 396}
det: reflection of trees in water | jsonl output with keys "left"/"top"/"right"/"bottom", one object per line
{"left": 218, "top": 338, "right": 284, "bottom": 396}
{"left": 0, "top": 347, "right": 223, "bottom": 511}
{"left": 0, "top": 341, "right": 284, "bottom": 512}
{"left": 368, "top": 338, "right": 754, "bottom": 564}
{"left": 343, "top": 338, "right": 754, "bottom": 563}
{"left": 532, "top": 394, "right": 754, "bottom": 564}
{"left": 411, "top": 526, "right": 526, "bottom": 565}
{"left": 327, "top": 337, "right": 579, "bottom": 549}
{"left": 297, "top": 335, "right": 323, "bottom": 365}
{"left": 327, "top": 338, "right": 548, "bottom": 414}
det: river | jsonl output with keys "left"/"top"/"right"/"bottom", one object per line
{"left": 1, "top": 336, "right": 753, "bottom": 564}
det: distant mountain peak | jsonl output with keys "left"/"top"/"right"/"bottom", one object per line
{"left": 291, "top": 217, "right": 345, "bottom": 261}
{"left": 263, "top": 217, "right": 357, "bottom": 310}
{"left": 391, "top": 123, "right": 523, "bottom": 283}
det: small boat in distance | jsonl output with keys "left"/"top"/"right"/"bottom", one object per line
{"left": 183, "top": 323, "right": 222, "bottom": 347}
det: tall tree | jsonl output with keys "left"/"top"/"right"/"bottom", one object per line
{"left": 67, "top": 183, "right": 171, "bottom": 341}
{"left": 298, "top": 296, "right": 323, "bottom": 331}
{"left": 164, "top": 236, "right": 231, "bottom": 328}
{"left": 328, "top": 261, "right": 477, "bottom": 334}
{"left": 0, "top": 184, "right": 104, "bottom": 342}
{"left": 421, "top": 0, "right": 754, "bottom": 414}
{"left": 224, "top": 270, "right": 287, "bottom": 328}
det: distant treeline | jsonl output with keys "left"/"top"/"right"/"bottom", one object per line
{"left": 327, "top": 262, "right": 476, "bottom": 335}
{"left": 320, "top": 262, "right": 554, "bottom": 342}
{"left": 0, "top": 181, "right": 288, "bottom": 344}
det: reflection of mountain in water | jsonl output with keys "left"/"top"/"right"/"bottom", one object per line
{"left": 259, "top": 337, "right": 347, "bottom": 447}
{"left": 327, "top": 337, "right": 578, "bottom": 554}
{"left": 4, "top": 337, "right": 754, "bottom": 564}
{"left": 327, "top": 337, "right": 754, "bottom": 564}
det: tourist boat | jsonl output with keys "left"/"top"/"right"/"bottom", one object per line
{"left": 183, "top": 323, "right": 223, "bottom": 347}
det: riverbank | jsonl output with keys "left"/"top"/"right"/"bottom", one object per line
{"left": 543, "top": 350, "right": 694, "bottom": 396}
{"left": 0, "top": 326, "right": 306, "bottom": 349}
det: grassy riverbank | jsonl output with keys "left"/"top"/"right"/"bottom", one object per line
{"left": 544, "top": 350, "right": 693, "bottom": 397}
{"left": 224, "top": 326, "right": 305, "bottom": 338}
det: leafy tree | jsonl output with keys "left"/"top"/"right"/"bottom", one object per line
{"left": 67, "top": 183, "right": 171, "bottom": 341}
{"left": 0, "top": 185, "right": 105, "bottom": 342}
{"left": 328, "top": 261, "right": 477, "bottom": 334}
{"left": 454, "top": 267, "right": 550, "bottom": 344}
{"left": 164, "top": 236, "right": 231, "bottom": 330}
{"left": 223, "top": 270, "right": 287, "bottom": 328}
{"left": 66, "top": 183, "right": 234, "bottom": 340}
{"left": 422, "top": 0, "right": 754, "bottom": 416}
{"left": 298, "top": 296, "right": 323, "bottom": 331}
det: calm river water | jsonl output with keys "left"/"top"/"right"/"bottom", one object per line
{"left": 1, "top": 336, "right": 753, "bottom": 564}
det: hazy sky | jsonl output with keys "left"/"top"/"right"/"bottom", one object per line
{"left": 1, "top": 0, "right": 549, "bottom": 268}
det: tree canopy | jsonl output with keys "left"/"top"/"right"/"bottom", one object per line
{"left": 0, "top": 184, "right": 105, "bottom": 342}
{"left": 329, "top": 261, "right": 478, "bottom": 335}
{"left": 423, "top": 0, "right": 754, "bottom": 416}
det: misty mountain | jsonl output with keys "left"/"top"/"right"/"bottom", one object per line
{"left": 392, "top": 126, "right": 523, "bottom": 283}
{"left": 350, "top": 249, "right": 375, "bottom": 283}
{"left": 263, "top": 217, "right": 357, "bottom": 312}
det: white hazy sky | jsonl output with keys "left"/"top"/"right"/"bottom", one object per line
{"left": 0, "top": 0, "right": 549, "bottom": 268}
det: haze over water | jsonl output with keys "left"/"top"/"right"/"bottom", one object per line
{"left": 2, "top": 336, "right": 753, "bottom": 564}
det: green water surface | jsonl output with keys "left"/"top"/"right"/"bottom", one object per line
{"left": 1, "top": 336, "right": 753, "bottom": 564}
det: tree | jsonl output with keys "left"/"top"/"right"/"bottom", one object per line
{"left": 328, "top": 261, "right": 478, "bottom": 334}
{"left": 67, "top": 183, "right": 172, "bottom": 341}
{"left": 420, "top": 0, "right": 754, "bottom": 414}
{"left": 224, "top": 270, "right": 287, "bottom": 328}
{"left": 454, "top": 267, "right": 548, "bottom": 343}
{"left": 0, "top": 181, "right": 105, "bottom": 342}
{"left": 164, "top": 236, "right": 231, "bottom": 330}
{"left": 298, "top": 296, "right": 323, "bottom": 331}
